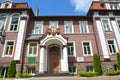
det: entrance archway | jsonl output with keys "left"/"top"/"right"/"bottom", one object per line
{"left": 48, "top": 44, "right": 60, "bottom": 73}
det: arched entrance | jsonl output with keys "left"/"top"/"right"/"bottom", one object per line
{"left": 48, "top": 44, "right": 60, "bottom": 73}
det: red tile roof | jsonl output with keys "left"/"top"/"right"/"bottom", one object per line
{"left": 90, "top": 1, "right": 104, "bottom": 10}
{"left": 13, "top": 3, "right": 29, "bottom": 8}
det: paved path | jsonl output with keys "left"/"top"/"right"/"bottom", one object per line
{"left": 2, "top": 76, "right": 120, "bottom": 80}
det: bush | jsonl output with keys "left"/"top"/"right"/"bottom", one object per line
{"left": 116, "top": 52, "right": 120, "bottom": 70}
{"left": 93, "top": 54, "right": 103, "bottom": 75}
{"left": 19, "top": 73, "right": 33, "bottom": 78}
{"left": 0, "top": 75, "right": 3, "bottom": 78}
{"left": 7, "top": 60, "right": 16, "bottom": 78}
{"left": 104, "top": 70, "right": 120, "bottom": 76}
{"left": 78, "top": 72, "right": 98, "bottom": 77}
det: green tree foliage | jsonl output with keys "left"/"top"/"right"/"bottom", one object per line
{"left": 93, "top": 54, "right": 103, "bottom": 75}
{"left": 7, "top": 60, "right": 16, "bottom": 78}
{"left": 116, "top": 52, "right": 120, "bottom": 70}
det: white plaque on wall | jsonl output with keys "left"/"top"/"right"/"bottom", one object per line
{"left": 77, "top": 57, "right": 84, "bottom": 62}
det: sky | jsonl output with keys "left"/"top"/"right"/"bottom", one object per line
{"left": 11, "top": 0, "right": 99, "bottom": 16}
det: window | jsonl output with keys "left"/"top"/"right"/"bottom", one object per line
{"left": 107, "top": 40, "right": 117, "bottom": 54}
{"left": 117, "top": 20, "right": 120, "bottom": 29}
{"left": 110, "top": 4, "right": 119, "bottom": 10}
{"left": 69, "top": 66, "right": 76, "bottom": 74}
{"left": 34, "top": 22, "right": 43, "bottom": 34}
{"left": 67, "top": 42, "right": 75, "bottom": 56}
{"left": 28, "top": 43, "right": 37, "bottom": 56}
{"left": 0, "top": 18, "right": 6, "bottom": 31}
{"left": 27, "top": 66, "right": 35, "bottom": 74}
{"left": 64, "top": 21, "right": 73, "bottom": 34}
{"left": 4, "top": 41, "right": 14, "bottom": 57}
{"left": 9, "top": 14, "right": 19, "bottom": 31}
{"left": 113, "top": 64, "right": 118, "bottom": 71}
{"left": 49, "top": 21, "right": 58, "bottom": 28}
{"left": 83, "top": 42, "right": 92, "bottom": 56}
{"left": 86, "top": 65, "right": 94, "bottom": 72}
{"left": 4, "top": 3, "right": 9, "bottom": 8}
{"left": 102, "top": 20, "right": 112, "bottom": 32}
{"left": 79, "top": 21, "right": 89, "bottom": 33}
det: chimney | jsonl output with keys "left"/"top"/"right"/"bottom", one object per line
{"left": 35, "top": 7, "right": 39, "bottom": 16}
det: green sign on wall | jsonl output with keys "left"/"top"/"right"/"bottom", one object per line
{"left": 28, "top": 57, "right": 36, "bottom": 63}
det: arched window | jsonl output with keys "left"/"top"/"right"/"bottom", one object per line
{"left": 9, "top": 14, "right": 19, "bottom": 31}
{"left": 0, "top": 14, "right": 7, "bottom": 31}
{"left": 4, "top": 3, "right": 9, "bottom": 8}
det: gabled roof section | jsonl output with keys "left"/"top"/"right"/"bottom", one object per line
{"left": 90, "top": 1, "right": 104, "bottom": 10}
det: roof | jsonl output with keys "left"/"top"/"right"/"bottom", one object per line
{"left": 13, "top": 3, "right": 29, "bottom": 8}
{"left": 90, "top": 1, "right": 104, "bottom": 10}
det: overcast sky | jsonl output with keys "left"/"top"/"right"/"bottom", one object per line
{"left": 11, "top": 0, "right": 99, "bottom": 16}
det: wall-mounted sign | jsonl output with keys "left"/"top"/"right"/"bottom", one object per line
{"left": 77, "top": 57, "right": 84, "bottom": 62}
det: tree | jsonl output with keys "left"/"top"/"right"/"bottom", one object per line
{"left": 116, "top": 52, "right": 120, "bottom": 70}
{"left": 7, "top": 60, "right": 16, "bottom": 78}
{"left": 93, "top": 54, "right": 103, "bottom": 75}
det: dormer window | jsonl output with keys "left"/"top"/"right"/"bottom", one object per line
{"left": 4, "top": 3, "right": 9, "bottom": 8}
{"left": 1, "top": 0, "right": 12, "bottom": 9}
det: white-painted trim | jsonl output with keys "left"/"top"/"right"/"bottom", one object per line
{"left": 106, "top": 39, "right": 118, "bottom": 54}
{"left": 81, "top": 41, "right": 93, "bottom": 57}
{"left": 40, "top": 34, "right": 67, "bottom": 46}
{"left": 1, "top": 2, "right": 12, "bottom": 8}
{"left": 0, "top": 15, "right": 7, "bottom": 30}
{"left": 67, "top": 41, "right": 76, "bottom": 57}
{"left": 79, "top": 21, "right": 89, "bottom": 34}
{"left": 2, "top": 40, "right": 15, "bottom": 57}
{"left": 7, "top": 13, "right": 20, "bottom": 32}
{"left": 27, "top": 42, "right": 38, "bottom": 57}
{"left": 64, "top": 21, "right": 74, "bottom": 34}
{"left": 111, "top": 19, "right": 120, "bottom": 50}
{"left": 101, "top": 18, "right": 112, "bottom": 32}
{"left": 96, "top": 20, "right": 109, "bottom": 58}
{"left": 49, "top": 21, "right": 58, "bottom": 28}
{"left": 34, "top": 21, "right": 43, "bottom": 34}
{"left": 14, "top": 20, "right": 26, "bottom": 60}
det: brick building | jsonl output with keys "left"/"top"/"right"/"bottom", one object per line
{"left": 0, "top": 0, "right": 120, "bottom": 76}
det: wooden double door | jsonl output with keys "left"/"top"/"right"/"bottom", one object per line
{"left": 48, "top": 45, "right": 60, "bottom": 73}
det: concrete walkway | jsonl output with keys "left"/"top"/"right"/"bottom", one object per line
{"left": 1, "top": 76, "right": 120, "bottom": 80}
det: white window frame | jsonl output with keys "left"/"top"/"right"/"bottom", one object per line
{"left": 67, "top": 41, "right": 76, "bottom": 57}
{"left": 64, "top": 21, "right": 74, "bottom": 34}
{"left": 34, "top": 21, "right": 43, "bottom": 34}
{"left": 82, "top": 41, "right": 93, "bottom": 56}
{"left": 27, "top": 42, "right": 38, "bottom": 57}
{"left": 69, "top": 66, "right": 77, "bottom": 74}
{"left": 2, "top": 40, "right": 15, "bottom": 57}
{"left": 8, "top": 13, "right": 20, "bottom": 32}
{"left": 1, "top": 2, "right": 12, "bottom": 8}
{"left": 116, "top": 18, "right": 120, "bottom": 30}
{"left": 49, "top": 21, "right": 58, "bottom": 28}
{"left": 101, "top": 18, "right": 112, "bottom": 32}
{"left": 79, "top": 21, "right": 89, "bottom": 34}
{"left": 106, "top": 39, "right": 118, "bottom": 54}
{"left": 0, "top": 17, "right": 7, "bottom": 31}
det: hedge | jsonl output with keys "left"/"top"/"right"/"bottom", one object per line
{"left": 78, "top": 72, "right": 98, "bottom": 77}
{"left": 104, "top": 70, "right": 120, "bottom": 76}
{"left": 19, "top": 73, "right": 33, "bottom": 78}
{"left": 93, "top": 54, "right": 103, "bottom": 75}
{"left": 7, "top": 60, "right": 16, "bottom": 78}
